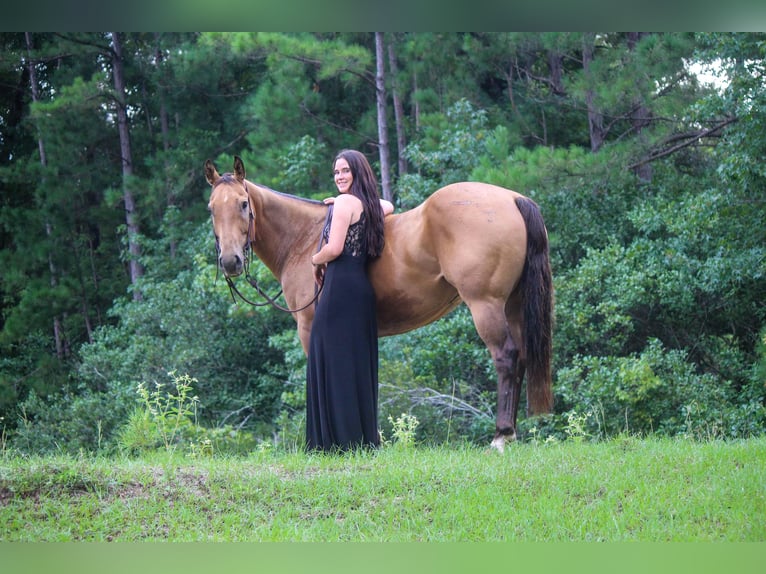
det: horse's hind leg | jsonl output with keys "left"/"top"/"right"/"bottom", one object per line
{"left": 491, "top": 333, "right": 525, "bottom": 452}
{"left": 467, "top": 299, "right": 524, "bottom": 452}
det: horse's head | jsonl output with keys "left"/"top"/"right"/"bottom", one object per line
{"left": 206, "top": 156, "right": 253, "bottom": 277}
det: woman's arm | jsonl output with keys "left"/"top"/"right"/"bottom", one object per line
{"left": 311, "top": 194, "right": 357, "bottom": 266}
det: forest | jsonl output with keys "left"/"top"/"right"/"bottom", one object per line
{"left": 0, "top": 32, "right": 764, "bottom": 454}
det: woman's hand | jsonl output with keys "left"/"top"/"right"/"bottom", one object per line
{"left": 380, "top": 198, "right": 394, "bottom": 215}
{"left": 323, "top": 196, "right": 335, "bottom": 205}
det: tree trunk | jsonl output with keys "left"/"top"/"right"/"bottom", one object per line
{"left": 627, "top": 32, "right": 653, "bottom": 183}
{"left": 548, "top": 48, "right": 565, "bottom": 96}
{"left": 582, "top": 33, "right": 606, "bottom": 153}
{"left": 110, "top": 32, "right": 144, "bottom": 297}
{"left": 387, "top": 34, "right": 408, "bottom": 178}
{"left": 412, "top": 69, "right": 421, "bottom": 130}
{"left": 374, "top": 33, "right": 392, "bottom": 202}
{"left": 154, "top": 32, "right": 178, "bottom": 258}
{"left": 25, "top": 32, "right": 68, "bottom": 358}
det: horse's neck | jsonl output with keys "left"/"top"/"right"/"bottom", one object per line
{"left": 248, "top": 182, "right": 324, "bottom": 277}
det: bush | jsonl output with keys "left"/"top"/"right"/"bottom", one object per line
{"left": 77, "top": 223, "right": 292, "bottom": 438}
{"left": 116, "top": 371, "right": 259, "bottom": 457}
{"left": 6, "top": 221, "right": 294, "bottom": 455}
{"left": 554, "top": 339, "right": 765, "bottom": 440}
{"left": 9, "top": 382, "right": 133, "bottom": 454}
{"left": 398, "top": 99, "right": 493, "bottom": 208}
{"left": 378, "top": 307, "right": 498, "bottom": 445}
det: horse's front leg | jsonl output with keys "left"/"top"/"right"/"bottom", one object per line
{"left": 294, "top": 308, "right": 314, "bottom": 356}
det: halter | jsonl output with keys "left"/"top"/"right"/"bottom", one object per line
{"left": 215, "top": 179, "right": 330, "bottom": 314}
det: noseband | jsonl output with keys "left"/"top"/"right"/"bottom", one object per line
{"left": 214, "top": 179, "right": 329, "bottom": 314}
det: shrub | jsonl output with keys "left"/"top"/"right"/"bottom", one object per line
{"left": 9, "top": 382, "right": 133, "bottom": 455}
{"left": 117, "top": 371, "right": 259, "bottom": 457}
{"left": 554, "top": 339, "right": 765, "bottom": 440}
{"left": 77, "top": 223, "right": 292, "bottom": 440}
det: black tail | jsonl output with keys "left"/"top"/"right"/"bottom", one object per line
{"left": 515, "top": 196, "right": 554, "bottom": 414}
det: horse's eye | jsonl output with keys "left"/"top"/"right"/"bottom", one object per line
{"left": 241, "top": 200, "right": 249, "bottom": 212}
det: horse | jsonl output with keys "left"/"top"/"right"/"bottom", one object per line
{"left": 206, "top": 156, "right": 553, "bottom": 451}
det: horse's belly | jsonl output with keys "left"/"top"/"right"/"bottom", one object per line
{"left": 373, "top": 282, "right": 460, "bottom": 337}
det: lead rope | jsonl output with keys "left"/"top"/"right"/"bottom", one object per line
{"left": 224, "top": 202, "right": 333, "bottom": 314}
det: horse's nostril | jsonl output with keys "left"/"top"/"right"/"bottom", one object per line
{"left": 220, "top": 253, "right": 244, "bottom": 276}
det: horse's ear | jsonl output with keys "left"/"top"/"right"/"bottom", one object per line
{"left": 234, "top": 156, "right": 246, "bottom": 182}
{"left": 204, "top": 160, "right": 220, "bottom": 186}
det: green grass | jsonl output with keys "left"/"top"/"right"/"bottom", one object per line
{"left": 1, "top": 437, "right": 764, "bottom": 541}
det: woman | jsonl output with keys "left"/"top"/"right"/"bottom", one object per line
{"left": 305, "top": 149, "right": 394, "bottom": 452}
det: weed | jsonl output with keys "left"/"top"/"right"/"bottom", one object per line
{"left": 387, "top": 413, "right": 420, "bottom": 447}
{"left": 527, "top": 424, "right": 559, "bottom": 445}
{"left": 564, "top": 410, "right": 592, "bottom": 443}
{"left": 188, "top": 438, "right": 214, "bottom": 458}
{"left": 119, "top": 371, "right": 199, "bottom": 455}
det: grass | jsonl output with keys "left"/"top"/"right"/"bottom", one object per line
{"left": 1, "top": 437, "right": 764, "bottom": 541}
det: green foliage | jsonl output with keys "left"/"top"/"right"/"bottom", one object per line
{"left": 554, "top": 339, "right": 765, "bottom": 440}
{"left": 118, "top": 408, "right": 161, "bottom": 455}
{"left": 0, "top": 332, "right": 66, "bottom": 416}
{"left": 3, "top": 33, "right": 766, "bottom": 454}
{"left": 383, "top": 413, "right": 420, "bottom": 448}
{"left": 9, "top": 382, "right": 132, "bottom": 455}
{"left": 266, "top": 329, "right": 309, "bottom": 450}
{"left": 755, "top": 327, "right": 766, "bottom": 392}
{"left": 378, "top": 307, "right": 496, "bottom": 445}
{"left": 219, "top": 32, "right": 376, "bottom": 188}
{"left": 5, "top": 221, "right": 292, "bottom": 454}
{"left": 116, "top": 371, "right": 258, "bottom": 457}
{"left": 277, "top": 134, "right": 329, "bottom": 198}
{"left": 398, "top": 99, "right": 492, "bottom": 207}
{"left": 552, "top": 173, "right": 765, "bottom": 372}
{"left": 77, "top": 223, "right": 292, "bottom": 436}
{"left": 123, "top": 372, "right": 200, "bottom": 455}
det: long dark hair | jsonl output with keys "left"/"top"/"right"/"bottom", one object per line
{"left": 334, "top": 149, "right": 386, "bottom": 258}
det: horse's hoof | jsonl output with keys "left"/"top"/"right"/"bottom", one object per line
{"left": 490, "top": 436, "right": 506, "bottom": 453}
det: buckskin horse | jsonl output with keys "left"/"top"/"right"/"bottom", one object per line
{"left": 206, "top": 156, "right": 553, "bottom": 451}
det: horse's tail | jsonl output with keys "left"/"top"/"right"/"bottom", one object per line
{"left": 515, "top": 196, "right": 554, "bottom": 415}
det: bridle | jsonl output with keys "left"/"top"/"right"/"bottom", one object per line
{"left": 214, "top": 179, "right": 331, "bottom": 314}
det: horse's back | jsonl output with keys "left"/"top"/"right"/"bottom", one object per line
{"left": 388, "top": 181, "right": 526, "bottom": 249}
{"left": 422, "top": 181, "right": 526, "bottom": 225}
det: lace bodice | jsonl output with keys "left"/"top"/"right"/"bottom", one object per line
{"left": 322, "top": 210, "right": 367, "bottom": 258}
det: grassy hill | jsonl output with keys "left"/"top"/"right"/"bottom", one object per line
{"left": 1, "top": 437, "right": 764, "bottom": 542}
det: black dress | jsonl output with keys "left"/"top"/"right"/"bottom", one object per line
{"left": 305, "top": 211, "right": 380, "bottom": 452}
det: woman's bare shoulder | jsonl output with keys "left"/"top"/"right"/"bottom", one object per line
{"left": 335, "top": 193, "right": 363, "bottom": 214}
{"left": 335, "top": 193, "right": 362, "bottom": 206}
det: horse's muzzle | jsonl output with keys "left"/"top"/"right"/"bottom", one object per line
{"left": 219, "top": 253, "right": 243, "bottom": 277}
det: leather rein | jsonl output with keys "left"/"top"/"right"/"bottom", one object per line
{"left": 216, "top": 180, "right": 332, "bottom": 314}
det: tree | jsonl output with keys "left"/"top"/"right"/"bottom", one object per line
{"left": 110, "top": 32, "right": 144, "bottom": 297}
{"left": 375, "top": 32, "right": 392, "bottom": 201}
{"left": 1, "top": 33, "right": 764, "bottom": 450}
{"left": 581, "top": 33, "right": 607, "bottom": 152}
{"left": 387, "top": 33, "right": 408, "bottom": 177}
{"left": 24, "top": 32, "right": 66, "bottom": 357}
{"left": 1, "top": 32, "right": 127, "bottom": 425}
{"left": 0, "top": 32, "right": 265, "bottom": 438}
